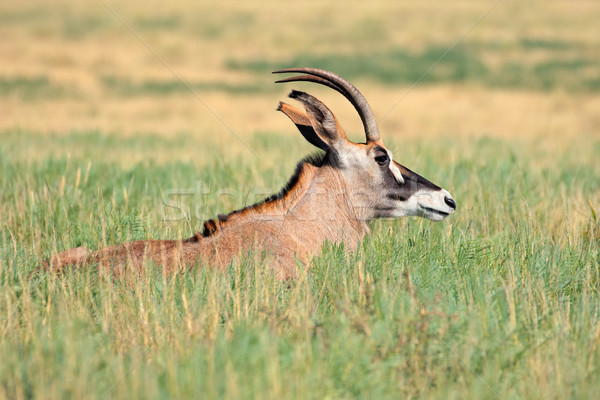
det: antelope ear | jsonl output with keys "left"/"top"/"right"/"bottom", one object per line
{"left": 288, "top": 90, "right": 348, "bottom": 151}
{"left": 278, "top": 102, "right": 328, "bottom": 151}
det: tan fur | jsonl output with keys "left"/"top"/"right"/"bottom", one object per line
{"left": 39, "top": 70, "right": 456, "bottom": 279}
{"left": 43, "top": 161, "right": 363, "bottom": 279}
{"left": 200, "top": 158, "right": 320, "bottom": 237}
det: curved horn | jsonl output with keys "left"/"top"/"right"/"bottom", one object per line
{"left": 273, "top": 68, "right": 381, "bottom": 142}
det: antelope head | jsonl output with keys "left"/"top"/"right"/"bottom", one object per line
{"left": 274, "top": 68, "right": 456, "bottom": 222}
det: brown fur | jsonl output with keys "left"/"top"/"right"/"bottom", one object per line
{"left": 200, "top": 154, "right": 322, "bottom": 238}
{"left": 42, "top": 161, "right": 365, "bottom": 279}
{"left": 39, "top": 70, "right": 455, "bottom": 279}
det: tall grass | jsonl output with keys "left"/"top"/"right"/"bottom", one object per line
{"left": 1, "top": 131, "right": 598, "bottom": 399}
{"left": 2, "top": 1, "right": 600, "bottom": 398}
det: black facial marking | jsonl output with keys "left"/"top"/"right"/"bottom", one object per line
{"left": 400, "top": 165, "right": 442, "bottom": 191}
{"left": 380, "top": 162, "right": 442, "bottom": 205}
{"left": 387, "top": 193, "right": 408, "bottom": 202}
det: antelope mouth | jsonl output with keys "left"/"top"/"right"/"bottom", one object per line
{"left": 420, "top": 206, "right": 450, "bottom": 217}
{"left": 415, "top": 190, "right": 455, "bottom": 221}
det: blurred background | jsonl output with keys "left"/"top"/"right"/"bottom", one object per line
{"left": 1, "top": 0, "right": 599, "bottom": 163}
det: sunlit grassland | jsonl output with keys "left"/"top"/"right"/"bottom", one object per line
{"left": 1, "top": 0, "right": 600, "bottom": 399}
{"left": 1, "top": 130, "right": 599, "bottom": 399}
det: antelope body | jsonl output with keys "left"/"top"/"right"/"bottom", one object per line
{"left": 43, "top": 68, "right": 456, "bottom": 279}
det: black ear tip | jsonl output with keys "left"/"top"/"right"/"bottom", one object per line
{"left": 289, "top": 89, "right": 306, "bottom": 99}
{"left": 276, "top": 101, "right": 283, "bottom": 111}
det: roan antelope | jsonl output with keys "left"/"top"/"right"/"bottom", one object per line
{"left": 42, "top": 68, "right": 456, "bottom": 279}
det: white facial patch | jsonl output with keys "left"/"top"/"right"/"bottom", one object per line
{"left": 388, "top": 151, "right": 404, "bottom": 184}
{"left": 414, "top": 189, "right": 455, "bottom": 221}
{"left": 386, "top": 188, "right": 456, "bottom": 221}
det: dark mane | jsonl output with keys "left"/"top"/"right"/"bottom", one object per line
{"left": 243, "top": 152, "right": 324, "bottom": 210}
{"left": 190, "top": 153, "right": 325, "bottom": 240}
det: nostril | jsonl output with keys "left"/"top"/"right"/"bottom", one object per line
{"left": 444, "top": 196, "right": 456, "bottom": 209}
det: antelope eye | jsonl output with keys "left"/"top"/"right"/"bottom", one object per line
{"left": 374, "top": 154, "right": 389, "bottom": 165}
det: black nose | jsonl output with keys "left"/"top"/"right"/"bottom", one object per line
{"left": 444, "top": 196, "right": 456, "bottom": 210}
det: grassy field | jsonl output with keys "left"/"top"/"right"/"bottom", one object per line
{"left": 1, "top": 1, "right": 600, "bottom": 399}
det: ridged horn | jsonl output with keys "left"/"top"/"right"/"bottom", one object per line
{"left": 273, "top": 68, "right": 381, "bottom": 142}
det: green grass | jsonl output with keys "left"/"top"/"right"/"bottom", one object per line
{"left": 3, "top": 2, "right": 599, "bottom": 396}
{"left": 1, "top": 130, "right": 599, "bottom": 399}
{"left": 0, "top": 76, "right": 68, "bottom": 100}
{"left": 518, "top": 38, "right": 578, "bottom": 51}
{"left": 61, "top": 16, "right": 113, "bottom": 38}
{"left": 134, "top": 16, "right": 181, "bottom": 31}
{"left": 227, "top": 45, "right": 488, "bottom": 86}
{"left": 102, "top": 76, "right": 271, "bottom": 96}
{"left": 228, "top": 41, "right": 600, "bottom": 92}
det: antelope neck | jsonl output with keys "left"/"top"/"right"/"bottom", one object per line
{"left": 288, "top": 165, "right": 369, "bottom": 246}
